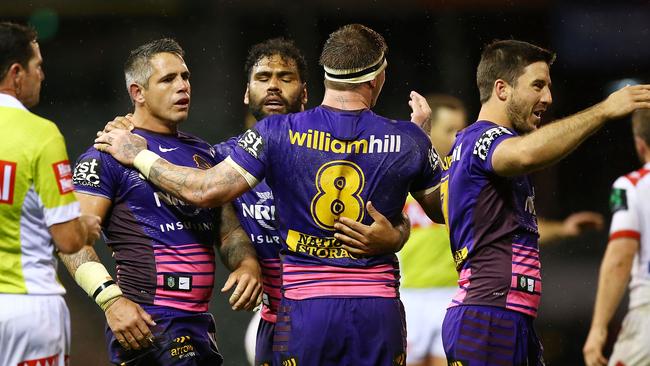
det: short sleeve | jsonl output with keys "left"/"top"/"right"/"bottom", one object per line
{"left": 34, "top": 131, "right": 80, "bottom": 227}
{"left": 410, "top": 139, "right": 442, "bottom": 195}
{"left": 72, "top": 147, "right": 120, "bottom": 201}
{"left": 228, "top": 119, "right": 273, "bottom": 182}
{"left": 469, "top": 125, "right": 515, "bottom": 175}
{"left": 609, "top": 177, "right": 640, "bottom": 241}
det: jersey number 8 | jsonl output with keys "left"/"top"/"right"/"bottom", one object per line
{"left": 310, "top": 160, "right": 365, "bottom": 230}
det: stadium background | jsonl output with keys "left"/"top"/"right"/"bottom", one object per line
{"left": 4, "top": 0, "right": 650, "bottom": 364}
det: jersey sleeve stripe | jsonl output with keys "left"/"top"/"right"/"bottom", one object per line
{"left": 609, "top": 230, "right": 641, "bottom": 241}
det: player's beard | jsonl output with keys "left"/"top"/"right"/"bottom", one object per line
{"left": 250, "top": 93, "right": 304, "bottom": 121}
{"left": 506, "top": 95, "right": 535, "bottom": 134}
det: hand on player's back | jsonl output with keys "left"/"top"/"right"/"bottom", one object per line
{"left": 334, "top": 201, "right": 405, "bottom": 256}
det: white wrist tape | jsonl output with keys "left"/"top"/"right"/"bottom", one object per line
{"left": 133, "top": 150, "right": 161, "bottom": 179}
{"left": 74, "top": 262, "right": 123, "bottom": 311}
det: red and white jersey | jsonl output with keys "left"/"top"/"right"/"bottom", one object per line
{"left": 609, "top": 163, "right": 650, "bottom": 309}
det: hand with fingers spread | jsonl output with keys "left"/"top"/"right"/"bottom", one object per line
{"left": 96, "top": 114, "right": 135, "bottom": 138}
{"left": 408, "top": 91, "right": 432, "bottom": 128}
{"left": 94, "top": 129, "right": 147, "bottom": 167}
{"left": 105, "top": 296, "right": 156, "bottom": 351}
{"left": 598, "top": 84, "right": 650, "bottom": 120}
{"left": 222, "top": 257, "right": 263, "bottom": 311}
{"left": 334, "top": 201, "right": 409, "bottom": 256}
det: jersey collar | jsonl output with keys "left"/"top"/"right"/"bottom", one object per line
{"left": 0, "top": 93, "right": 27, "bottom": 111}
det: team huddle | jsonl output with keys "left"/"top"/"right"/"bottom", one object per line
{"left": 1, "top": 19, "right": 650, "bottom": 366}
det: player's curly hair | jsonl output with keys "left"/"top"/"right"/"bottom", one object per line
{"left": 124, "top": 38, "right": 185, "bottom": 92}
{"left": 244, "top": 37, "right": 308, "bottom": 83}
{"left": 477, "top": 40, "right": 555, "bottom": 104}
{"left": 0, "top": 22, "right": 37, "bottom": 81}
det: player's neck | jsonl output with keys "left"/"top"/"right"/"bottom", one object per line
{"left": 477, "top": 101, "right": 514, "bottom": 130}
{"left": 131, "top": 109, "right": 178, "bottom": 135}
{"left": 321, "top": 89, "right": 371, "bottom": 111}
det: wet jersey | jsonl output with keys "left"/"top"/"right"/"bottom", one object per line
{"left": 214, "top": 137, "right": 282, "bottom": 322}
{"left": 228, "top": 106, "right": 441, "bottom": 300}
{"left": 609, "top": 163, "right": 650, "bottom": 310}
{"left": 0, "top": 93, "right": 80, "bottom": 295}
{"left": 73, "top": 129, "right": 219, "bottom": 312}
{"left": 441, "top": 120, "right": 541, "bottom": 317}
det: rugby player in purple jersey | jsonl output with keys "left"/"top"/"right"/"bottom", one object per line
{"left": 59, "top": 39, "right": 262, "bottom": 365}
{"left": 96, "top": 24, "right": 446, "bottom": 365}
{"left": 438, "top": 40, "right": 650, "bottom": 365}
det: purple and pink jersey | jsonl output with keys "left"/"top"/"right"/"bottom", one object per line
{"left": 441, "top": 120, "right": 541, "bottom": 317}
{"left": 73, "top": 129, "right": 220, "bottom": 312}
{"left": 214, "top": 138, "right": 282, "bottom": 323}
{"left": 228, "top": 106, "right": 441, "bottom": 300}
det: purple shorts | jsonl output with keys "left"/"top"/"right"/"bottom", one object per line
{"left": 442, "top": 305, "right": 544, "bottom": 366}
{"left": 105, "top": 305, "right": 223, "bottom": 366}
{"left": 254, "top": 317, "right": 275, "bottom": 366}
{"left": 273, "top": 297, "right": 406, "bottom": 366}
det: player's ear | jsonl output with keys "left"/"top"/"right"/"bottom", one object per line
{"left": 494, "top": 79, "right": 509, "bottom": 102}
{"left": 243, "top": 86, "right": 250, "bottom": 105}
{"left": 129, "top": 83, "right": 145, "bottom": 104}
{"left": 301, "top": 83, "right": 308, "bottom": 106}
{"left": 634, "top": 136, "right": 647, "bottom": 160}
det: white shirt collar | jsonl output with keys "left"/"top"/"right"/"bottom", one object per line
{"left": 0, "top": 93, "right": 27, "bottom": 111}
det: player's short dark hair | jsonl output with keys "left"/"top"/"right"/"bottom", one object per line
{"left": 244, "top": 38, "right": 308, "bottom": 83}
{"left": 124, "top": 38, "right": 185, "bottom": 90}
{"left": 632, "top": 109, "right": 650, "bottom": 145}
{"left": 319, "top": 24, "right": 387, "bottom": 90}
{"left": 0, "top": 22, "right": 37, "bottom": 81}
{"left": 476, "top": 40, "right": 555, "bottom": 104}
{"left": 422, "top": 94, "right": 466, "bottom": 132}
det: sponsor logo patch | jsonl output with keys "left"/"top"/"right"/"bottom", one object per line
{"left": 73, "top": 157, "right": 100, "bottom": 188}
{"left": 610, "top": 188, "right": 628, "bottom": 213}
{"left": 0, "top": 160, "right": 17, "bottom": 204}
{"left": 53, "top": 160, "right": 74, "bottom": 194}
{"left": 281, "top": 357, "right": 298, "bottom": 366}
{"left": 285, "top": 229, "right": 357, "bottom": 259}
{"left": 170, "top": 335, "right": 196, "bottom": 360}
{"left": 238, "top": 128, "right": 264, "bottom": 159}
{"left": 516, "top": 274, "right": 537, "bottom": 294}
{"left": 473, "top": 126, "right": 512, "bottom": 161}
{"left": 163, "top": 274, "right": 192, "bottom": 292}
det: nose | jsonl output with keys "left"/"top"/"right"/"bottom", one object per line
{"left": 268, "top": 76, "right": 280, "bottom": 92}
{"left": 541, "top": 86, "right": 552, "bottom": 105}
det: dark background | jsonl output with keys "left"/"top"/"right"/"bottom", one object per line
{"left": 4, "top": 0, "right": 650, "bottom": 364}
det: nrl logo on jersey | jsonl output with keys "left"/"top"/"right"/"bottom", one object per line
{"left": 241, "top": 190, "right": 277, "bottom": 231}
{"left": 473, "top": 126, "right": 512, "bottom": 161}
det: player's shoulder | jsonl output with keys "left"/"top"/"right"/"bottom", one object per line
{"left": 213, "top": 136, "right": 239, "bottom": 161}
{"left": 463, "top": 120, "right": 514, "bottom": 141}
{"left": 616, "top": 166, "right": 650, "bottom": 188}
{"left": 391, "top": 119, "right": 431, "bottom": 146}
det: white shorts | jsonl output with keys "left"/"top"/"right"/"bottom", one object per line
{"left": 244, "top": 310, "right": 261, "bottom": 366}
{"left": 0, "top": 294, "right": 70, "bottom": 366}
{"left": 609, "top": 303, "right": 650, "bottom": 366}
{"left": 401, "top": 287, "right": 457, "bottom": 362}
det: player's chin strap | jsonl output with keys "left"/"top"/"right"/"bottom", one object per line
{"left": 75, "top": 262, "right": 123, "bottom": 311}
